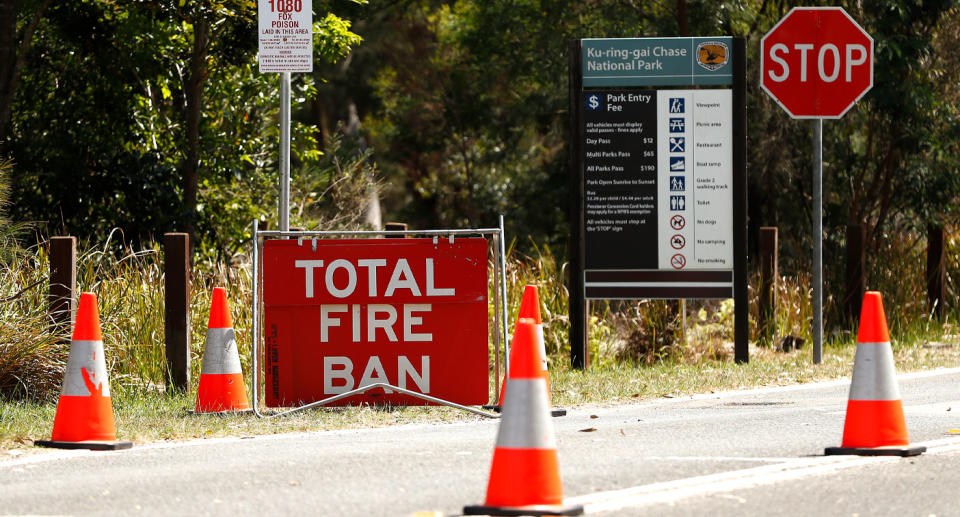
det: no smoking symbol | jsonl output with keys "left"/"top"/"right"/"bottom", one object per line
{"left": 670, "top": 215, "right": 686, "bottom": 230}
{"left": 670, "top": 254, "right": 686, "bottom": 269}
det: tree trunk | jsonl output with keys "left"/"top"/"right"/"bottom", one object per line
{"left": 676, "top": 0, "right": 688, "bottom": 36}
{"left": 927, "top": 223, "right": 946, "bottom": 320}
{"left": 0, "top": 2, "right": 15, "bottom": 149}
{"left": 844, "top": 223, "right": 866, "bottom": 324}
{"left": 345, "top": 101, "right": 382, "bottom": 229}
{"left": 182, "top": 16, "right": 209, "bottom": 247}
{"left": 0, "top": 0, "right": 52, "bottom": 154}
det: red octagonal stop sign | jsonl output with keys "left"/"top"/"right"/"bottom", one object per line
{"left": 761, "top": 7, "right": 873, "bottom": 119}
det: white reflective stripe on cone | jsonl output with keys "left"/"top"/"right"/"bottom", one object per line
{"left": 537, "top": 324, "right": 548, "bottom": 371}
{"left": 848, "top": 341, "right": 901, "bottom": 401}
{"left": 496, "top": 378, "right": 556, "bottom": 449}
{"left": 62, "top": 340, "right": 111, "bottom": 397}
{"left": 201, "top": 327, "right": 242, "bottom": 375}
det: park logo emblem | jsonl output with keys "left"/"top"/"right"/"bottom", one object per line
{"left": 697, "top": 41, "right": 729, "bottom": 71}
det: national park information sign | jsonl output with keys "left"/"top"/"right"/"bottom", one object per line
{"left": 569, "top": 36, "right": 748, "bottom": 365}
{"left": 574, "top": 37, "right": 741, "bottom": 300}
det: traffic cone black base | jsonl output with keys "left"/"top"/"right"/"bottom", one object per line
{"left": 483, "top": 405, "right": 567, "bottom": 418}
{"left": 825, "top": 445, "right": 925, "bottom": 457}
{"left": 187, "top": 409, "right": 253, "bottom": 416}
{"left": 35, "top": 439, "right": 133, "bottom": 451}
{"left": 463, "top": 503, "right": 584, "bottom": 516}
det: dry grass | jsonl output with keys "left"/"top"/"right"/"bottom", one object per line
{"left": 0, "top": 243, "right": 65, "bottom": 400}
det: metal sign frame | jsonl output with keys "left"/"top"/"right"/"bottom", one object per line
{"left": 249, "top": 217, "right": 511, "bottom": 419}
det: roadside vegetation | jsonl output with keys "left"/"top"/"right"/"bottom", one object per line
{"left": 5, "top": 2, "right": 960, "bottom": 452}
{"left": 3, "top": 214, "right": 960, "bottom": 451}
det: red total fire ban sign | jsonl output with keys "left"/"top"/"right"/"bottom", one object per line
{"left": 262, "top": 238, "right": 489, "bottom": 407}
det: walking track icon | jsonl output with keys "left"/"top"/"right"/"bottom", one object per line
{"left": 670, "top": 176, "right": 685, "bottom": 191}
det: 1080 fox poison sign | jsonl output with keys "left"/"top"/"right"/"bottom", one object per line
{"left": 263, "top": 238, "right": 489, "bottom": 407}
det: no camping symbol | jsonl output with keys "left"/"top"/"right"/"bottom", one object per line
{"left": 670, "top": 234, "right": 686, "bottom": 250}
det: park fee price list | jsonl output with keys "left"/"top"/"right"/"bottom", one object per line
{"left": 582, "top": 91, "right": 658, "bottom": 269}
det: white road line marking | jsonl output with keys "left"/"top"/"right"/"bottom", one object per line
{"left": 633, "top": 367, "right": 960, "bottom": 407}
{"left": 902, "top": 401, "right": 960, "bottom": 416}
{"left": 0, "top": 418, "right": 497, "bottom": 468}
{"left": 920, "top": 437, "right": 960, "bottom": 454}
{"left": 0, "top": 449, "right": 91, "bottom": 469}
{"left": 567, "top": 456, "right": 896, "bottom": 513}
{"left": 566, "top": 437, "right": 960, "bottom": 514}
{"left": 646, "top": 456, "right": 803, "bottom": 463}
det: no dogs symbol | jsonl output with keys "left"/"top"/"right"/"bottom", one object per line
{"left": 670, "top": 215, "right": 686, "bottom": 230}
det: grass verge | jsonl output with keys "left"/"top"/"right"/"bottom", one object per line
{"left": 3, "top": 338, "right": 959, "bottom": 456}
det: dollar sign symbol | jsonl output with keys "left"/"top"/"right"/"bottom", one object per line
{"left": 588, "top": 95, "right": 599, "bottom": 109}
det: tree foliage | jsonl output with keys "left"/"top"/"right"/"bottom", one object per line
{"left": 3, "top": 0, "right": 960, "bottom": 333}
{"left": 341, "top": 0, "right": 960, "bottom": 327}
{"left": 1, "top": 0, "right": 366, "bottom": 257}
{"left": 0, "top": 159, "right": 25, "bottom": 263}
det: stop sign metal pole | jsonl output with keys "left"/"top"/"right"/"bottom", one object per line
{"left": 813, "top": 118, "right": 823, "bottom": 364}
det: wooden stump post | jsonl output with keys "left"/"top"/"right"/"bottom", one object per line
{"left": 927, "top": 224, "right": 946, "bottom": 320}
{"left": 48, "top": 236, "right": 77, "bottom": 340}
{"left": 384, "top": 222, "right": 408, "bottom": 237}
{"left": 845, "top": 224, "right": 866, "bottom": 323}
{"left": 758, "top": 227, "right": 778, "bottom": 345}
{"left": 164, "top": 233, "right": 191, "bottom": 392}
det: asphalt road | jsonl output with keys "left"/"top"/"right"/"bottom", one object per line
{"left": 2, "top": 367, "right": 959, "bottom": 516}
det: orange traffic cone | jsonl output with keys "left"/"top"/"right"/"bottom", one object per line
{"left": 195, "top": 287, "right": 250, "bottom": 413}
{"left": 825, "top": 291, "right": 925, "bottom": 457}
{"left": 496, "top": 285, "right": 566, "bottom": 417}
{"left": 464, "top": 318, "right": 583, "bottom": 516}
{"left": 36, "top": 293, "right": 132, "bottom": 450}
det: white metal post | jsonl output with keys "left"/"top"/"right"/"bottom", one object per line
{"left": 813, "top": 118, "right": 823, "bottom": 364}
{"left": 499, "top": 215, "right": 510, "bottom": 376}
{"left": 279, "top": 72, "right": 291, "bottom": 232}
